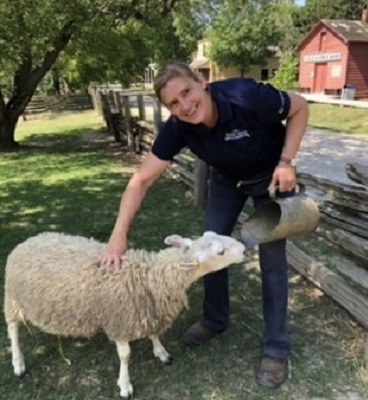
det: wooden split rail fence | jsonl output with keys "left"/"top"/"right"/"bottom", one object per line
{"left": 90, "top": 86, "right": 368, "bottom": 362}
{"left": 23, "top": 93, "right": 93, "bottom": 116}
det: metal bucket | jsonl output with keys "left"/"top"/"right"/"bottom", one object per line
{"left": 240, "top": 184, "right": 320, "bottom": 245}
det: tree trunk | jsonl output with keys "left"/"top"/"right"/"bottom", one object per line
{"left": 0, "top": 111, "right": 20, "bottom": 150}
{"left": 0, "top": 20, "right": 75, "bottom": 150}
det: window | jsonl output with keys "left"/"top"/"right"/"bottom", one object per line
{"left": 319, "top": 32, "right": 327, "bottom": 52}
{"left": 261, "top": 69, "right": 269, "bottom": 81}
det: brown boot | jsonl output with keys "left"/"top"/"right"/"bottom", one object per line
{"left": 183, "top": 321, "right": 218, "bottom": 347}
{"left": 256, "top": 356, "right": 288, "bottom": 389}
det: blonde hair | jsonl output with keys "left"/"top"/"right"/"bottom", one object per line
{"left": 154, "top": 60, "right": 200, "bottom": 102}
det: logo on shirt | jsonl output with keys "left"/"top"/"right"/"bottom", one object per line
{"left": 224, "top": 129, "right": 251, "bottom": 141}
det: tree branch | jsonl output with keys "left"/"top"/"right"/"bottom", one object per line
{"left": 12, "top": 7, "right": 33, "bottom": 95}
{"left": 162, "top": 0, "right": 180, "bottom": 16}
{"left": 31, "top": 20, "right": 76, "bottom": 86}
{"left": 7, "top": 20, "right": 76, "bottom": 115}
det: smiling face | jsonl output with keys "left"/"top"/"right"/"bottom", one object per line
{"left": 159, "top": 75, "right": 217, "bottom": 128}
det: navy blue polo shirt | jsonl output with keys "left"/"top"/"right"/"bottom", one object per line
{"left": 151, "top": 77, "right": 290, "bottom": 180}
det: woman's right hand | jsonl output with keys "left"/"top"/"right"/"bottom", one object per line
{"left": 99, "top": 234, "right": 128, "bottom": 271}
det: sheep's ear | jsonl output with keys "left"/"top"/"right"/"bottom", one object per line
{"left": 164, "top": 235, "right": 193, "bottom": 248}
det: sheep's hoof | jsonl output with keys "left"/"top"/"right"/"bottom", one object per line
{"left": 164, "top": 355, "right": 173, "bottom": 365}
{"left": 14, "top": 365, "right": 26, "bottom": 379}
{"left": 119, "top": 383, "right": 133, "bottom": 399}
{"left": 17, "top": 371, "right": 26, "bottom": 379}
{"left": 120, "top": 393, "right": 134, "bottom": 400}
{"left": 120, "top": 392, "right": 134, "bottom": 399}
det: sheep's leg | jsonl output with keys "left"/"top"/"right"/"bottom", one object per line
{"left": 116, "top": 341, "right": 133, "bottom": 399}
{"left": 7, "top": 321, "right": 25, "bottom": 377}
{"left": 150, "top": 335, "right": 172, "bottom": 364}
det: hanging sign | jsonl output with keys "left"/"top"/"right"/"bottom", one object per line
{"left": 304, "top": 52, "right": 342, "bottom": 63}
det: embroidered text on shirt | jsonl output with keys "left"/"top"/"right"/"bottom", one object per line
{"left": 224, "top": 129, "right": 251, "bottom": 141}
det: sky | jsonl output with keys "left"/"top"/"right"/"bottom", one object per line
{"left": 295, "top": 0, "right": 306, "bottom": 5}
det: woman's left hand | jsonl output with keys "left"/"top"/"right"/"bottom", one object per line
{"left": 269, "top": 163, "right": 296, "bottom": 192}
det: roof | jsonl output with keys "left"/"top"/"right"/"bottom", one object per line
{"left": 322, "top": 19, "right": 368, "bottom": 42}
{"left": 298, "top": 20, "right": 368, "bottom": 49}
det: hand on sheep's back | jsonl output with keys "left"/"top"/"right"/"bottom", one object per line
{"left": 99, "top": 234, "right": 128, "bottom": 271}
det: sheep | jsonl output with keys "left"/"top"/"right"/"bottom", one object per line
{"left": 4, "top": 231, "right": 245, "bottom": 398}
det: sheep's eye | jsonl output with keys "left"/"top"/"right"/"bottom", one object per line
{"left": 218, "top": 249, "right": 225, "bottom": 256}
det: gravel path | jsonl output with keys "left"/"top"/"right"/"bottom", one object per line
{"left": 297, "top": 127, "right": 368, "bottom": 185}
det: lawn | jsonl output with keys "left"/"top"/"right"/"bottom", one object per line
{"left": 308, "top": 103, "right": 368, "bottom": 135}
{"left": 0, "top": 110, "right": 367, "bottom": 399}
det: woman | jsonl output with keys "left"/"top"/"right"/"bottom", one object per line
{"left": 100, "top": 60, "right": 309, "bottom": 389}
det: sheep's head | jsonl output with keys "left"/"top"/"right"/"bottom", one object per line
{"left": 164, "top": 231, "right": 245, "bottom": 278}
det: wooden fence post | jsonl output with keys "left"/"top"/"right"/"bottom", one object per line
{"left": 100, "top": 93, "right": 119, "bottom": 141}
{"left": 193, "top": 159, "right": 209, "bottom": 209}
{"left": 95, "top": 89, "right": 103, "bottom": 116}
{"left": 108, "top": 90, "right": 117, "bottom": 112}
{"left": 89, "top": 86, "right": 98, "bottom": 113}
{"left": 122, "top": 95, "right": 134, "bottom": 151}
{"left": 114, "top": 91, "right": 123, "bottom": 115}
{"left": 137, "top": 95, "right": 146, "bottom": 121}
{"left": 152, "top": 97, "right": 162, "bottom": 137}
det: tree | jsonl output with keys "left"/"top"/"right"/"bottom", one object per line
{"left": 270, "top": 50, "right": 299, "bottom": 91}
{"left": 0, "top": 0, "right": 181, "bottom": 149}
{"left": 149, "top": 0, "right": 222, "bottom": 68}
{"left": 64, "top": 19, "right": 153, "bottom": 88}
{"left": 206, "top": 0, "right": 282, "bottom": 77}
{"left": 269, "top": 1, "right": 302, "bottom": 51}
{"left": 149, "top": 15, "right": 194, "bottom": 68}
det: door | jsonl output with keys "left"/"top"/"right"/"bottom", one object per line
{"left": 313, "top": 63, "right": 327, "bottom": 93}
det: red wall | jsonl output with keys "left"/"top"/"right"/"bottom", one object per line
{"left": 347, "top": 43, "right": 368, "bottom": 98}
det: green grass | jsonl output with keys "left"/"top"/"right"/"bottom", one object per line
{"left": 0, "top": 110, "right": 367, "bottom": 399}
{"left": 308, "top": 103, "right": 368, "bottom": 135}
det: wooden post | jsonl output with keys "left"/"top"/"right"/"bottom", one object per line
{"left": 114, "top": 91, "right": 123, "bottom": 115}
{"left": 193, "top": 159, "right": 209, "bottom": 209}
{"left": 95, "top": 89, "right": 104, "bottom": 116}
{"left": 122, "top": 95, "right": 134, "bottom": 151}
{"left": 137, "top": 95, "right": 146, "bottom": 121}
{"left": 100, "top": 93, "right": 118, "bottom": 139}
{"left": 108, "top": 90, "right": 117, "bottom": 112}
{"left": 89, "top": 86, "right": 98, "bottom": 112}
{"left": 152, "top": 97, "right": 162, "bottom": 137}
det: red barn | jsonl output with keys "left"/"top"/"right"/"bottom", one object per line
{"left": 297, "top": 2, "right": 368, "bottom": 99}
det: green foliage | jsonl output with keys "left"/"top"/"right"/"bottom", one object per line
{"left": 150, "top": 0, "right": 222, "bottom": 68}
{"left": 0, "top": 0, "right": 183, "bottom": 147}
{"left": 0, "top": 0, "right": 182, "bottom": 93}
{"left": 63, "top": 19, "right": 152, "bottom": 87}
{"left": 269, "top": 1, "right": 302, "bottom": 51}
{"left": 270, "top": 50, "right": 298, "bottom": 91}
{"left": 149, "top": 15, "right": 194, "bottom": 68}
{"left": 206, "top": 0, "right": 282, "bottom": 76}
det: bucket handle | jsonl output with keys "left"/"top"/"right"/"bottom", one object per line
{"left": 268, "top": 183, "right": 305, "bottom": 198}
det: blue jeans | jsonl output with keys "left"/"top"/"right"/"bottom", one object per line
{"left": 201, "top": 171, "right": 291, "bottom": 360}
